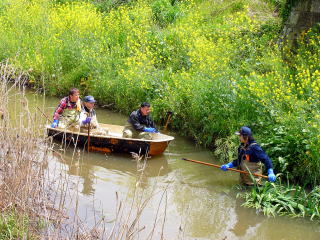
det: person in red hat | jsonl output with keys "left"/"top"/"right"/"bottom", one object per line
{"left": 220, "top": 126, "right": 276, "bottom": 185}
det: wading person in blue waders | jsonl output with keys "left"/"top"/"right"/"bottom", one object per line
{"left": 51, "top": 88, "right": 81, "bottom": 129}
{"left": 220, "top": 126, "right": 276, "bottom": 185}
{"left": 122, "top": 102, "right": 158, "bottom": 140}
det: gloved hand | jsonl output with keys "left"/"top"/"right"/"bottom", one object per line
{"left": 221, "top": 162, "right": 234, "bottom": 171}
{"left": 144, "top": 127, "right": 157, "bottom": 133}
{"left": 268, "top": 168, "right": 276, "bottom": 182}
{"left": 51, "top": 119, "right": 59, "bottom": 128}
{"left": 82, "top": 117, "right": 91, "bottom": 125}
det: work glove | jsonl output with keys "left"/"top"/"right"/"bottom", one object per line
{"left": 268, "top": 168, "right": 276, "bottom": 182}
{"left": 221, "top": 162, "right": 234, "bottom": 171}
{"left": 51, "top": 119, "right": 59, "bottom": 128}
{"left": 82, "top": 117, "right": 91, "bottom": 125}
{"left": 143, "top": 127, "right": 157, "bottom": 133}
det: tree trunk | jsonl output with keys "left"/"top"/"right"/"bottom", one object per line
{"left": 281, "top": 0, "right": 320, "bottom": 47}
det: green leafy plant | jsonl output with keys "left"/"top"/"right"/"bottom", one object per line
{"left": 151, "top": 0, "right": 179, "bottom": 27}
{"left": 238, "top": 182, "right": 320, "bottom": 220}
{"left": 0, "top": 210, "right": 32, "bottom": 239}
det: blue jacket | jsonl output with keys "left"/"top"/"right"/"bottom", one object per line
{"left": 232, "top": 140, "right": 273, "bottom": 170}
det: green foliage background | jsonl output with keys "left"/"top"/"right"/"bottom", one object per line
{"left": 0, "top": 0, "right": 319, "bottom": 186}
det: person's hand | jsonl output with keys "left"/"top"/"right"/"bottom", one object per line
{"left": 268, "top": 168, "right": 276, "bottom": 182}
{"left": 82, "top": 117, "right": 91, "bottom": 125}
{"left": 51, "top": 119, "right": 59, "bottom": 128}
{"left": 144, "top": 127, "right": 157, "bottom": 133}
{"left": 221, "top": 162, "right": 234, "bottom": 171}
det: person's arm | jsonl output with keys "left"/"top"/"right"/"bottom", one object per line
{"left": 53, "top": 98, "right": 67, "bottom": 120}
{"left": 129, "top": 113, "right": 145, "bottom": 131}
{"left": 144, "top": 117, "right": 157, "bottom": 133}
{"left": 79, "top": 111, "right": 87, "bottom": 127}
{"left": 252, "top": 145, "right": 273, "bottom": 170}
{"left": 148, "top": 117, "right": 156, "bottom": 128}
{"left": 253, "top": 145, "right": 276, "bottom": 182}
{"left": 221, "top": 147, "right": 241, "bottom": 171}
{"left": 51, "top": 98, "right": 67, "bottom": 127}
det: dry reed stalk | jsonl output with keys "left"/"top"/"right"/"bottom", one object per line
{"left": 0, "top": 62, "right": 55, "bottom": 238}
{"left": 103, "top": 152, "right": 170, "bottom": 240}
{"left": 0, "top": 61, "right": 171, "bottom": 239}
{"left": 0, "top": 62, "right": 81, "bottom": 239}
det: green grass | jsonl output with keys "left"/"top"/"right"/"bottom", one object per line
{"left": 0, "top": 211, "right": 33, "bottom": 239}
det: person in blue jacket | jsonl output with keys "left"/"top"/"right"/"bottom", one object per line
{"left": 220, "top": 126, "right": 276, "bottom": 185}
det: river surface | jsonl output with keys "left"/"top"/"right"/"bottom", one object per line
{"left": 21, "top": 91, "right": 320, "bottom": 239}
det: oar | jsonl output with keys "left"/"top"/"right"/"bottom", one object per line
{"left": 87, "top": 121, "right": 91, "bottom": 152}
{"left": 181, "top": 158, "right": 268, "bottom": 179}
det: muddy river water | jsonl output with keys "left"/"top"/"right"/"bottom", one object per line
{"left": 23, "top": 92, "right": 320, "bottom": 239}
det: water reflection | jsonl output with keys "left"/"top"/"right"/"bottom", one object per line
{"left": 231, "top": 198, "right": 264, "bottom": 237}
{"left": 54, "top": 147, "right": 171, "bottom": 195}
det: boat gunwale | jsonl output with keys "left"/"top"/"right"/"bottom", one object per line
{"left": 46, "top": 125, "right": 175, "bottom": 143}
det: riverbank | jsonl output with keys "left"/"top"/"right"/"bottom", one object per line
{"left": 1, "top": 67, "right": 320, "bottom": 238}
{"left": 1, "top": 0, "right": 319, "bottom": 186}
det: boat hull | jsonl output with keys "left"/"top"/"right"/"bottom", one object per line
{"left": 47, "top": 124, "right": 174, "bottom": 156}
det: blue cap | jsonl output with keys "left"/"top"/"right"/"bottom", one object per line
{"left": 235, "top": 126, "right": 252, "bottom": 136}
{"left": 83, "top": 95, "right": 96, "bottom": 103}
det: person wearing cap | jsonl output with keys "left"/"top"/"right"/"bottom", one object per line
{"left": 51, "top": 88, "right": 81, "bottom": 128}
{"left": 220, "top": 126, "right": 276, "bottom": 185}
{"left": 79, "top": 96, "right": 98, "bottom": 129}
{"left": 122, "top": 102, "right": 158, "bottom": 140}
{"left": 78, "top": 96, "right": 109, "bottom": 135}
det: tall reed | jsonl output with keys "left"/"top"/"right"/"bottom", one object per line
{"left": 0, "top": 64, "right": 170, "bottom": 238}
{"left": 0, "top": 62, "right": 53, "bottom": 238}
